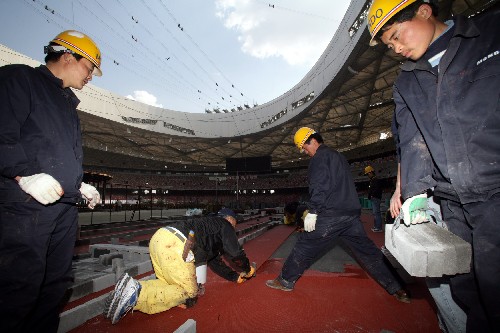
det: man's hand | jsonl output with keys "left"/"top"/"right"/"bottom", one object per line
{"left": 304, "top": 213, "right": 317, "bottom": 232}
{"left": 18, "top": 173, "right": 63, "bottom": 205}
{"left": 390, "top": 188, "right": 403, "bottom": 218}
{"left": 401, "top": 194, "right": 429, "bottom": 226}
{"left": 80, "top": 182, "right": 101, "bottom": 209}
{"left": 197, "top": 283, "right": 205, "bottom": 296}
{"left": 237, "top": 275, "right": 247, "bottom": 284}
{"left": 238, "top": 262, "right": 257, "bottom": 283}
{"left": 242, "top": 262, "right": 257, "bottom": 278}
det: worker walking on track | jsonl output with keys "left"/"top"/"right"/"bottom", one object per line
{"left": 266, "top": 127, "right": 410, "bottom": 304}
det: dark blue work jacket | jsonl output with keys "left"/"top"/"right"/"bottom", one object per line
{"left": 0, "top": 64, "right": 83, "bottom": 203}
{"left": 393, "top": 7, "right": 500, "bottom": 204}
{"left": 307, "top": 144, "right": 361, "bottom": 218}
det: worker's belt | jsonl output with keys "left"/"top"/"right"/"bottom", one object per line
{"left": 164, "top": 226, "right": 186, "bottom": 243}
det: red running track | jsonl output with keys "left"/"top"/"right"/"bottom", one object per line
{"left": 70, "top": 214, "right": 440, "bottom": 333}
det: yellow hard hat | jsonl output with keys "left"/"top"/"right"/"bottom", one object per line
{"left": 367, "top": 0, "right": 418, "bottom": 46}
{"left": 364, "top": 166, "right": 375, "bottom": 174}
{"left": 48, "top": 30, "right": 102, "bottom": 76}
{"left": 294, "top": 127, "right": 316, "bottom": 152}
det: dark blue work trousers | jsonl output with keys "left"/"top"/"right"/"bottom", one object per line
{"left": 440, "top": 194, "right": 500, "bottom": 333}
{"left": 279, "top": 215, "right": 402, "bottom": 295}
{"left": 371, "top": 197, "right": 383, "bottom": 230}
{"left": 0, "top": 200, "right": 78, "bottom": 333}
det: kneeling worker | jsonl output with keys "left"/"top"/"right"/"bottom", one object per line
{"left": 104, "top": 208, "right": 256, "bottom": 324}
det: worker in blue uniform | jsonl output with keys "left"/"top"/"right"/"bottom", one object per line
{"left": 367, "top": 0, "right": 500, "bottom": 331}
{"left": 0, "top": 30, "right": 102, "bottom": 332}
{"left": 266, "top": 127, "right": 410, "bottom": 304}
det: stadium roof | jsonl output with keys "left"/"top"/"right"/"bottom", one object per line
{"left": 1, "top": 0, "right": 495, "bottom": 173}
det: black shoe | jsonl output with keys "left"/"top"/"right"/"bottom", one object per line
{"left": 394, "top": 289, "right": 411, "bottom": 303}
{"left": 265, "top": 278, "right": 293, "bottom": 291}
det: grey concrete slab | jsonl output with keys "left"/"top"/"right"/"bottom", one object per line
{"left": 385, "top": 222, "right": 472, "bottom": 277}
{"left": 173, "top": 319, "right": 196, "bottom": 333}
{"left": 58, "top": 293, "right": 110, "bottom": 333}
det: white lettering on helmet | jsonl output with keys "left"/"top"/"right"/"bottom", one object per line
{"left": 368, "top": 8, "right": 384, "bottom": 30}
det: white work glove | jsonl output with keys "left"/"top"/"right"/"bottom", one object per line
{"left": 18, "top": 173, "right": 63, "bottom": 205}
{"left": 80, "top": 182, "right": 100, "bottom": 209}
{"left": 401, "top": 193, "right": 429, "bottom": 226}
{"left": 303, "top": 213, "right": 317, "bottom": 232}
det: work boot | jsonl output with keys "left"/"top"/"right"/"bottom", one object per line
{"left": 265, "top": 278, "right": 293, "bottom": 292}
{"left": 394, "top": 289, "right": 411, "bottom": 303}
